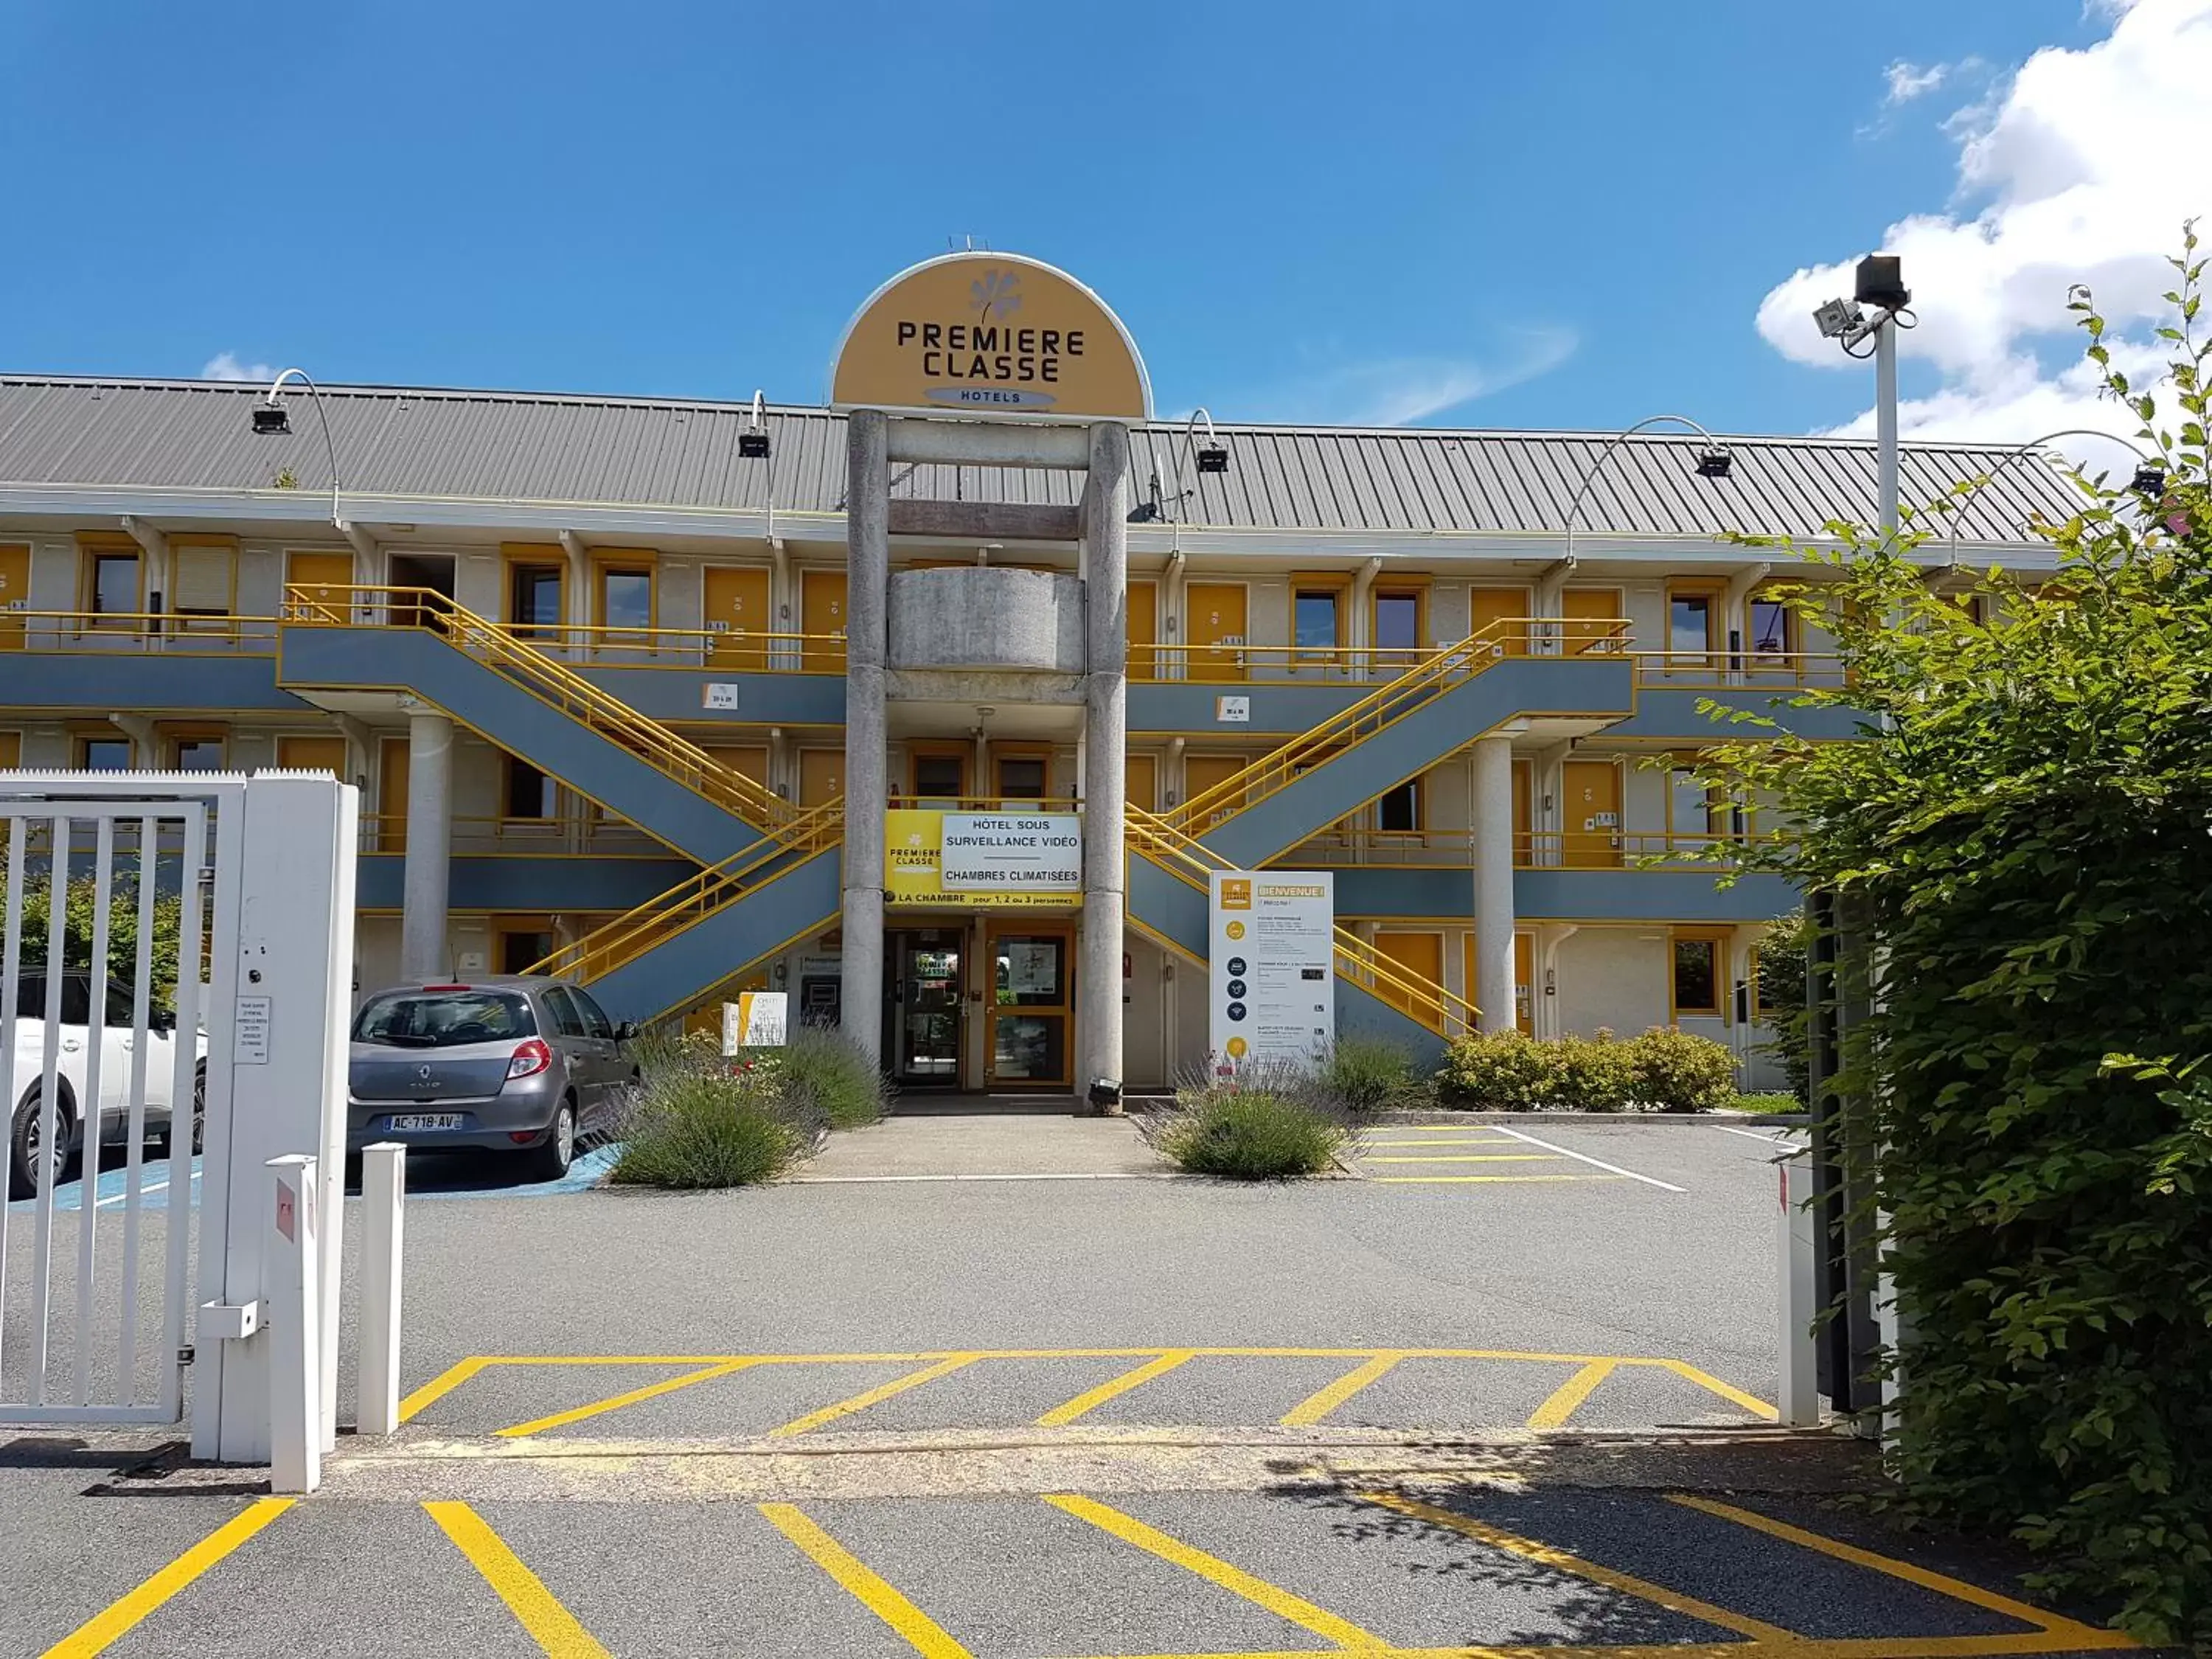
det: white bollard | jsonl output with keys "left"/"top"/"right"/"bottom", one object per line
{"left": 1777, "top": 1147, "right": 1820, "bottom": 1427}
{"left": 267, "top": 1154, "right": 322, "bottom": 1494}
{"left": 357, "top": 1143, "right": 407, "bottom": 1437}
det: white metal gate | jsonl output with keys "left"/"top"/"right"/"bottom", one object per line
{"left": 0, "top": 770, "right": 356, "bottom": 1468}
{"left": 0, "top": 791, "right": 220, "bottom": 1425}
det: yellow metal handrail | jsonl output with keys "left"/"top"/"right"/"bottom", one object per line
{"left": 526, "top": 799, "right": 845, "bottom": 983}
{"left": 1125, "top": 806, "right": 1479, "bottom": 1039}
{"left": 282, "top": 584, "right": 796, "bottom": 832}
{"left": 1165, "top": 618, "right": 1630, "bottom": 835}
{"left": 4, "top": 610, "right": 281, "bottom": 648}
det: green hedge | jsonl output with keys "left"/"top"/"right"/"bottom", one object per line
{"left": 1436, "top": 1026, "right": 1736, "bottom": 1113}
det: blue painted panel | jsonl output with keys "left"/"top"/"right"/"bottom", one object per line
{"left": 588, "top": 846, "right": 841, "bottom": 1022}
{"left": 1203, "top": 657, "right": 1632, "bottom": 867}
{"left": 582, "top": 668, "right": 847, "bottom": 727}
{"left": 356, "top": 855, "right": 696, "bottom": 913}
{"left": 0, "top": 651, "right": 303, "bottom": 711}
{"left": 1130, "top": 681, "right": 1364, "bottom": 737}
{"left": 282, "top": 625, "right": 759, "bottom": 864}
{"left": 1514, "top": 868, "right": 1799, "bottom": 922}
{"left": 1607, "top": 686, "right": 1869, "bottom": 742}
{"left": 1335, "top": 869, "right": 1474, "bottom": 918}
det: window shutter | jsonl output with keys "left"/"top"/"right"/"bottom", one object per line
{"left": 173, "top": 546, "right": 233, "bottom": 613}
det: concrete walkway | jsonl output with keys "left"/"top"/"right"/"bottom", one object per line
{"left": 793, "top": 1099, "right": 1169, "bottom": 1181}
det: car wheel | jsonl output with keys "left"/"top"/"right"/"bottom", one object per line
{"left": 524, "top": 1099, "right": 576, "bottom": 1181}
{"left": 8, "top": 1084, "right": 74, "bottom": 1202}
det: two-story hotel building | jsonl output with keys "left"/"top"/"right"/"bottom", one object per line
{"left": 0, "top": 253, "right": 2077, "bottom": 1095}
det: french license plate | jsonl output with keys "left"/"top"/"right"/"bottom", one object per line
{"left": 388, "top": 1113, "right": 463, "bottom": 1132}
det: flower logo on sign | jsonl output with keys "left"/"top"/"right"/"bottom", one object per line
{"left": 970, "top": 269, "right": 1022, "bottom": 323}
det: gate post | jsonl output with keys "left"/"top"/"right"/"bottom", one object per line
{"left": 266, "top": 1153, "right": 321, "bottom": 1495}
{"left": 193, "top": 774, "right": 358, "bottom": 1465}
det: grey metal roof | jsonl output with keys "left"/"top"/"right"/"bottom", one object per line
{"left": 0, "top": 374, "right": 2093, "bottom": 543}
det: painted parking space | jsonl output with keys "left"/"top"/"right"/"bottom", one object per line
{"left": 38, "top": 1484, "right": 2137, "bottom": 1658}
{"left": 1350, "top": 1123, "right": 1685, "bottom": 1191}
{"left": 5, "top": 1143, "right": 619, "bottom": 1213}
{"left": 392, "top": 1345, "right": 1780, "bottom": 1440}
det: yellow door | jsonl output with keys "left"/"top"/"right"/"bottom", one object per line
{"left": 1562, "top": 588, "right": 1624, "bottom": 655}
{"left": 1562, "top": 759, "right": 1622, "bottom": 868}
{"left": 703, "top": 566, "right": 772, "bottom": 672}
{"left": 1128, "top": 580, "right": 1158, "bottom": 681}
{"left": 1125, "top": 754, "right": 1158, "bottom": 813}
{"left": 287, "top": 551, "right": 355, "bottom": 619}
{"left": 1182, "top": 753, "right": 1247, "bottom": 827}
{"left": 799, "top": 749, "right": 844, "bottom": 807}
{"left": 1464, "top": 933, "right": 1536, "bottom": 1034}
{"left": 1469, "top": 587, "right": 1531, "bottom": 655}
{"left": 378, "top": 737, "right": 410, "bottom": 854}
{"left": 801, "top": 571, "right": 847, "bottom": 674}
{"left": 279, "top": 735, "right": 348, "bottom": 779}
{"left": 706, "top": 745, "right": 768, "bottom": 792}
{"left": 1374, "top": 931, "right": 1444, "bottom": 1019}
{"left": 0, "top": 546, "right": 27, "bottom": 650}
{"left": 0, "top": 732, "right": 19, "bottom": 769}
{"left": 1185, "top": 583, "right": 1246, "bottom": 681}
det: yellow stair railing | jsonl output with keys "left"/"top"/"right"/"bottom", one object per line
{"left": 282, "top": 584, "right": 798, "bottom": 832}
{"left": 1127, "top": 806, "right": 1478, "bottom": 1039}
{"left": 526, "top": 799, "right": 844, "bottom": 984}
{"left": 1166, "top": 617, "right": 1629, "bottom": 837}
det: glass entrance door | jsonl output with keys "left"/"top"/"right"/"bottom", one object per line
{"left": 987, "top": 926, "right": 1074, "bottom": 1091}
{"left": 894, "top": 936, "right": 964, "bottom": 1087}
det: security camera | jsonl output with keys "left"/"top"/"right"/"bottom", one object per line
{"left": 1812, "top": 297, "right": 1864, "bottom": 340}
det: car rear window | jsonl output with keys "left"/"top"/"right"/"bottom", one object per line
{"left": 352, "top": 990, "right": 537, "bottom": 1048}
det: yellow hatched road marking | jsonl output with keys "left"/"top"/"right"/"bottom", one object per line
{"left": 425, "top": 1500, "right": 611, "bottom": 1658}
{"left": 759, "top": 1501, "right": 974, "bottom": 1658}
{"left": 1363, "top": 1135, "right": 1521, "bottom": 1145}
{"left": 42, "top": 1498, "right": 293, "bottom": 1658}
{"left": 1280, "top": 1352, "right": 1406, "bottom": 1426}
{"left": 497, "top": 1357, "right": 762, "bottom": 1438}
{"left": 1359, "top": 1490, "right": 1796, "bottom": 1641}
{"left": 771, "top": 1353, "right": 984, "bottom": 1438}
{"left": 1658, "top": 1358, "right": 1781, "bottom": 1422}
{"left": 1667, "top": 1495, "right": 2138, "bottom": 1646}
{"left": 1037, "top": 1349, "right": 1195, "bottom": 1427}
{"left": 1046, "top": 1493, "right": 1392, "bottom": 1650}
{"left": 398, "top": 1354, "right": 493, "bottom": 1422}
{"left": 1526, "top": 1358, "right": 1620, "bottom": 1429}
{"left": 1363, "top": 1154, "right": 1566, "bottom": 1164}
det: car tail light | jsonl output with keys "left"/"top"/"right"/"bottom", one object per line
{"left": 507, "top": 1038, "right": 553, "bottom": 1080}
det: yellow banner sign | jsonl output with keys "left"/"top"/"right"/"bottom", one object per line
{"left": 831, "top": 251, "right": 1151, "bottom": 420}
{"left": 886, "top": 808, "right": 1084, "bottom": 910}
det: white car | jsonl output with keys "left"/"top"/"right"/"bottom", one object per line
{"left": 7, "top": 971, "right": 204, "bottom": 1199}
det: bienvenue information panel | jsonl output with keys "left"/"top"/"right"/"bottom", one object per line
{"left": 1208, "top": 871, "right": 1335, "bottom": 1074}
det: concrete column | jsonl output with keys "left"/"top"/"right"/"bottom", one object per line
{"left": 399, "top": 712, "right": 453, "bottom": 979}
{"left": 841, "top": 411, "right": 890, "bottom": 1068}
{"left": 1080, "top": 420, "right": 1131, "bottom": 1105}
{"left": 1472, "top": 734, "right": 1517, "bottom": 1034}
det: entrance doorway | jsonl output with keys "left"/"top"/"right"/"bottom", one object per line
{"left": 387, "top": 553, "right": 457, "bottom": 630}
{"left": 987, "top": 922, "right": 1074, "bottom": 1092}
{"left": 887, "top": 931, "right": 965, "bottom": 1088}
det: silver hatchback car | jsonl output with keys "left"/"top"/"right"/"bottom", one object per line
{"left": 347, "top": 976, "right": 639, "bottom": 1178}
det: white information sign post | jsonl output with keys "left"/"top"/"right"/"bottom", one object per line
{"left": 1208, "top": 871, "right": 1335, "bottom": 1074}
{"left": 722, "top": 991, "right": 790, "bottom": 1054}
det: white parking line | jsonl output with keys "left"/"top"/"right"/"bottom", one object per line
{"left": 1714, "top": 1124, "right": 1802, "bottom": 1147}
{"left": 93, "top": 1169, "right": 201, "bottom": 1208}
{"left": 1484, "top": 1124, "right": 1686, "bottom": 1193}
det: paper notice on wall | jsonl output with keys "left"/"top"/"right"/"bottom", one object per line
{"left": 723, "top": 991, "right": 789, "bottom": 1054}
{"left": 1208, "top": 871, "right": 1334, "bottom": 1075}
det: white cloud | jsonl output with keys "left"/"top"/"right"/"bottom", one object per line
{"left": 1882, "top": 59, "right": 1956, "bottom": 105}
{"left": 1757, "top": 0, "right": 2212, "bottom": 457}
{"left": 1239, "top": 329, "right": 1579, "bottom": 427}
{"left": 201, "top": 351, "right": 277, "bottom": 383}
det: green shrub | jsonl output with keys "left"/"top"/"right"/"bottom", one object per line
{"left": 1318, "top": 1037, "right": 1421, "bottom": 1116}
{"left": 1753, "top": 910, "right": 1810, "bottom": 1102}
{"left": 1627, "top": 1026, "right": 1737, "bottom": 1114}
{"left": 1436, "top": 1029, "right": 1557, "bottom": 1109}
{"left": 778, "top": 1025, "right": 890, "bottom": 1129}
{"left": 1556, "top": 1029, "right": 1637, "bottom": 1113}
{"left": 1727, "top": 1092, "right": 1803, "bottom": 1116}
{"left": 611, "top": 1064, "right": 804, "bottom": 1189}
{"left": 1159, "top": 1079, "right": 1349, "bottom": 1179}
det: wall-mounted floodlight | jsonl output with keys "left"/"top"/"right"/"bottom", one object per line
{"left": 1812, "top": 297, "right": 1865, "bottom": 341}
{"left": 250, "top": 368, "right": 346, "bottom": 529}
{"left": 2132, "top": 462, "right": 2168, "bottom": 498}
{"left": 739, "top": 389, "right": 771, "bottom": 459}
{"left": 1696, "top": 448, "right": 1734, "bottom": 479}
{"left": 1194, "top": 410, "right": 1229, "bottom": 474}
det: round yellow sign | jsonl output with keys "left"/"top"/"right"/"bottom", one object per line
{"left": 1224, "top": 920, "right": 1246, "bottom": 940}
{"left": 830, "top": 251, "right": 1151, "bottom": 420}
{"left": 1225, "top": 1037, "right": 1249, "bottom": 1059}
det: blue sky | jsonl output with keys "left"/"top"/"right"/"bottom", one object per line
{"left": 2, "top": 1, "right": 2199, "bottom": 446}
